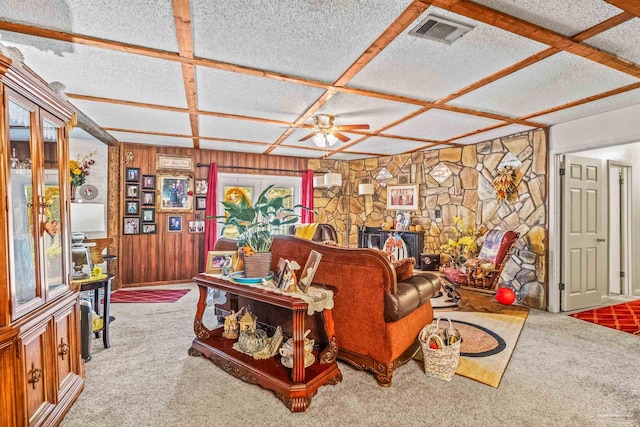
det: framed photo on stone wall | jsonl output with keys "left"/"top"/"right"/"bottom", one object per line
{"left": 387, "top": 184, "right": 418, "bottom": 210}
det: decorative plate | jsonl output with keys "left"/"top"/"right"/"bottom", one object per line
{"left": 79, "top": 184, "right": 98, "bottom": 200}
{"left": 229, "top": 271, "right": 273, "bottom": 284}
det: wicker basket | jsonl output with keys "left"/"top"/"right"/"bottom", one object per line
{"left": 242, "top": 251, "right": 272, "bottom": 278}
{"left": 418, "top": 317, "right": 461, "bottom": 381}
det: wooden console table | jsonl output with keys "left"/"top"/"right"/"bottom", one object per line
{"left": 190, "top": 274, "right": 342, "bottom": 412}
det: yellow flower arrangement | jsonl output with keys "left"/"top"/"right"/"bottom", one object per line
{"left": 440, "top": 216, "right": 479, "bottom": 265}
{"left": 70, "top": 152, "right": 97, "bottom": 187}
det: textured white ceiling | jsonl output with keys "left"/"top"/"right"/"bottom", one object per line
{"left": 199, "top": 116, "right": 286, "bottom": 143}
{"left": 532, "top": 88, "right": 640, "bottom": 125}
{"left": 198, "top": 140, "right": 271, "bottom": 154}
{"left": 452, "top": 124, "right": 534, "bottom": 145}
{"left": 471, "top": 0, "right": 621, "bottom": 36}
{"left": 586, "top": 18, "right": 640, "bottom": 65}
{"left": 450, "top": 52, "right": 639, "bottom": 117}
{"left": 348, "top": 6, "right": 547, "bottom": 101}
{"left": 0, "top": 31, "right": 187, "bottom": 107}
{"left": 72, "top": 100, "right": 192, "bottom": 135}
{"left": 196, "top": 67, "right": 326, "bottom": 121}
{"left": 0, "top": 0, "right": 179, "bottom": 51}
{"left": 107, "top": 131, "right": 193, "bottom": 148}
{"left": 191, "top": 0, "right": 413, "bottom": 82}
{"left": 348, "top": 136, "right": 426, "bottom": 155}
{"left": 330, "top": 152, "right": 373, "bottom": 160}
{"left": 0, "top": 0, "right": 637, "bottom": 158}
{"left": 387, "top": 109, "right": 502, "bottom": 141}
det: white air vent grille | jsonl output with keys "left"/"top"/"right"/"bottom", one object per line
{"left": 409, "top": 15, "right": 474, "bottom": 45}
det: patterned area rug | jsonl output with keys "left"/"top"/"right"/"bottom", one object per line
{"left": 110, "top": 289, "right": 190, "bottom": 303}
{"left": 570, "top": 300, "right": 640, "bottom": 336}
{"left": 417, "top": 290, "right": 529, "bottom": 388}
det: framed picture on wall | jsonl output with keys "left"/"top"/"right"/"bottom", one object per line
{"left": 125, "top": 201, "right": 139, "bottom": 216}
{"left": 195, "top": 179, "right": 208, "bottom": 195}
{"left": 156, "top": 154, "right": 193, "bottom": 172}
{"left": 387, "top": 184, "right": 418, "bottom": 210}
{"left": 142, "top": 175, "right": 156, "bottom": 189}
{"left": 141, "top": 208, "right": 155, "bottom": 223}
{"left": 141, "top": 223, "right": 157, "bottom": 234}
{"left": 142, "top": 191, "right": 156, "bottom": 206}
{"left": 157, "top": 174, "right": 193, "bottom": 213}
{"left": 123, "top": 218, "right": 140, "bottom": 235}
{"left": 167, "top": 214, "right": 183, "bottom": 233}
{"left": 196, "top": 196, "right": 207, "bottom": 210}
{"left": 125, "top": 167, "right": 140, "bottom": 182}
{"left": 188, "top": 220, "right": 205, "bottom": 233}
{"left": 125, "top": 184, "right": 139, "bottom": 199}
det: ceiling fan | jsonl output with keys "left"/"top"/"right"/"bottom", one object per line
{"left": 298, "top": 114, "right": 370, "bottom": 148}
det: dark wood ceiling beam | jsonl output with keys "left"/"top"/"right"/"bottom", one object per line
{"left": 605, "top": 0, "right": 640, "bottom": 18}
{"left": 172, "top": 0, "right": 200, "bottom": 148}
{"left": 75, "top": 108, "right": 119, "bottom": 146}
{"left": 430, "top": 0, "right": 640, "bottom": 78}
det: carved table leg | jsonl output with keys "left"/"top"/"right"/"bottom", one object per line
{"left": 291, "top": 307, "right": 306, "bottom": 384}
{"left": 319, "top": 308, "right": 338, "bottom": 364}
{"left": 193, "top": 285, "right": 211, "bottom": 339}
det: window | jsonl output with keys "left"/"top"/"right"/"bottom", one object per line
{"left": 217, "top": 173, "right": 302, "bottom": 238}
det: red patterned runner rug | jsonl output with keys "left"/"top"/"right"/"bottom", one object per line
{"left": 570, "top": 300, "right": 640, "bottom": 336}
{"left": 110, "top": 289, "right": 190, "bottom": 304}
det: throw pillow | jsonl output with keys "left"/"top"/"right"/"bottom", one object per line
{"left": 393, "top": 257, "right": 415, "bottom": 282}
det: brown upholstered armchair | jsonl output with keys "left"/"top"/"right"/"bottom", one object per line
{"left": 213, "top": 235, "right": 440, "bottom": 387}
{"left": 442, "top": 229, "right": 519, "bottom": 291}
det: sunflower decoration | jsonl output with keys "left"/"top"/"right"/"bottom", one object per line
{"left": 225, "top": 187, "right": 252, "bottom": 206}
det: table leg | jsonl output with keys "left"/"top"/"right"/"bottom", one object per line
{"left": 193, "top": 284, "right": 211, "bottom": 339}
{"left": 319, "top": 308, "right": 338, "bottom": 364}
{"left": 93, "top": 288, "right": 100, "bottom": 339}
{"left": 103, "top": 278, "right": 112, "bottom": 348}
{"left": 291, "top": 308, "right": 306, "bottom": 384}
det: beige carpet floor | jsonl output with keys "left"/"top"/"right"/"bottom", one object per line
{"left": 62, "top": 283, "right": 640, "bottom": 427}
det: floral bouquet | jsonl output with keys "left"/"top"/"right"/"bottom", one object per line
{"left": 440, "top": 216, "right": 479, "bottom": 266}
{"left": 70, "top": 151, "right": 97, "bottom": 187}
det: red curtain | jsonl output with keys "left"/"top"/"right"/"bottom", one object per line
{"left": 203, "top": 163, "right": 218, "bottom": 267}
{"left": 301, "top": 169, "right": 314, "bottom": 224}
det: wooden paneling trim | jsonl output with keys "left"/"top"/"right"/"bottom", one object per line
{"left": 571, "top": 12, "right": 635, "bottom": 42}
{"left": 67, "top": 93, "right": 189, "bottom": 113}
{"left": 430, "top": 0, "right": 640, "bottom": 78}
{"left": 108, "top": 145, "right": 121, "bottom": 290}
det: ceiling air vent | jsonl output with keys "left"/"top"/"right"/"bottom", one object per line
{"left": 409, "top": 15, "right": 474, "bottom": 45}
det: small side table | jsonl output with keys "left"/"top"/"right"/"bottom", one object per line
{"left": 78, "top": 274, "right": 115, "bottom": 348}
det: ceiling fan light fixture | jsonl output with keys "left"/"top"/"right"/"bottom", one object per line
{"left": 312, "top": 132, "right": 339, "bottom": 148}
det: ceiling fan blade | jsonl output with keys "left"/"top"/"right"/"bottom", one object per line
{"left": 336, "top": 124, "right": 370, "bottom": 130}
{"left": 333, "top": 132, "right": 351, "bottom": 143}
{"left": 298, "top": 132, "right": 316, "bottom": 142}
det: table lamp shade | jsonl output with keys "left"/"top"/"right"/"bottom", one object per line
{"left": 70, "top": 203, "right": 105, "bottom": 233}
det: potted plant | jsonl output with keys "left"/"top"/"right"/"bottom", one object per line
{"left": 215, "top": 185, "right": 312, "bottom": 278}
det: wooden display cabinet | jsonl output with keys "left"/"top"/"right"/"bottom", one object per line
{"left": 0, "top": 53, "right": 84, "bottom": 426}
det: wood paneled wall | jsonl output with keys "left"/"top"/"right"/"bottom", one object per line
{"left": 115, "top": 143, "right": 307, "bottom": 287}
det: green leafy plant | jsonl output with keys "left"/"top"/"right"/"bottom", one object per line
{"left": 213, "top": 185, "right": 313, "bottom": 253}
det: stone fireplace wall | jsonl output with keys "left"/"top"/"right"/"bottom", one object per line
{"left": 311, "top": 129, "right": 548, "bottom": 309}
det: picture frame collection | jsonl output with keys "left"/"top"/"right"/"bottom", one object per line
{"left": 123, "top": 166, "right": 207, "bottom": 235}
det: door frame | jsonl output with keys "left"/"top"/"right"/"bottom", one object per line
{"left": 608, "top": 161, "right": 633, "bottom": 296}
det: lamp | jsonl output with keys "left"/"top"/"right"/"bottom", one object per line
{"left": 358, "top": 177, "right": 374, "bottom": 195}
{"left": 70, "top": 203, "right": 106, "bottom": 279}
{"left": 323, "top": 169, "right": 342, "bottom": 188}
{"left": 312, "top": 132, "right": 339, "bottom": 148}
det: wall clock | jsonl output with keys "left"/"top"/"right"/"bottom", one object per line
{"left": 79, "top": 184, "right": 98, "bottom": 200}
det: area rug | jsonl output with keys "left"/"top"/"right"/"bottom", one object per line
{"left": 569, "top": 300, "right": 640, "bottom": 336}
{"left": 417, "top": 292, "right": 529, "bottom": 388}
{"left": 110, "top": 289, "right": 190, "bottom": 303}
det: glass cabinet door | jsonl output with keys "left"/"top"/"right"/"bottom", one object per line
{"left": 8, "top": 98, "right": 41, "bottom": 316}
{"left": 42, "top": 118, "right": 67, "bottom": 297}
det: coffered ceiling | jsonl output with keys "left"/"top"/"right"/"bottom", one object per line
{"left": 0, "top": 0, "right": 638, "bottom": 159}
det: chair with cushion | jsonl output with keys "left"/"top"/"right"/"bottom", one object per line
{"left": 442, "top": 229, "right": 519, "bottom": 291}
{"left": 284, "top": 223, "right": 338, "bottom": 243}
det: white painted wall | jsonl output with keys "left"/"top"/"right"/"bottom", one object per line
{"left": 549, "top": 104, "right": 640, "bottom": 312}
{"left": 69, "top": 129, "right": 109, "bottom": 238}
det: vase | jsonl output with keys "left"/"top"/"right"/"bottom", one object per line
{"left": 70, "top": 185, "right": 77, "bottom": 202}
{"left": 242, "top": 251, "right": 272, "bottom": 278}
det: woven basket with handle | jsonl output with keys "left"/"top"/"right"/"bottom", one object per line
{"left": 418, "top": 316, "right": 461, "bottom": 381}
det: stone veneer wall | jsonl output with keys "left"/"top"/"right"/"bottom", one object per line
{"left": 311, "top": 129, "right": 548, "bottom": 309}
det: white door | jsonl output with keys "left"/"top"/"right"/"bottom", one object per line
{"left": 562, "top": 155, "right": 607, "bottom": 311}
{"left": 608, "top": 165, "right": 621, "bottom": 294}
